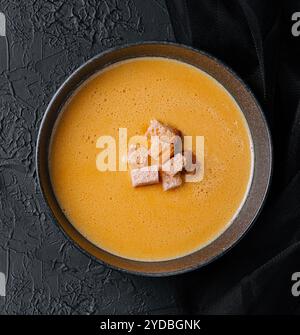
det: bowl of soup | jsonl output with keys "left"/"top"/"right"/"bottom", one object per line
{"left": 36, "top": 42, "right": 272, "bottom": 276}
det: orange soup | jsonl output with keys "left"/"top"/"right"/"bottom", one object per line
{"left": 49, "top": 57, "right": 253, "bottom": 261}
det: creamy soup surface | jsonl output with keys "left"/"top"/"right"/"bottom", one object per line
{"left": 49, "top": 57, "right": 253, "bottom": 261}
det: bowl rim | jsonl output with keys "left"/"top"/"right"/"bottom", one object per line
{"left": 36, "top": 41, "right": 273, "bottom": 277}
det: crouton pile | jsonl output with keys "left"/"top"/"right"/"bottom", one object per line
{"left": 127, "top": 120, "right": 197, "bottom": 191}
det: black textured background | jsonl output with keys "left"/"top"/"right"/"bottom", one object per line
{"left": 0, "top": 0, "right": 180, "bottom": 315}
{"left": 1, "top": 0, "right": 300, "bottom": 315}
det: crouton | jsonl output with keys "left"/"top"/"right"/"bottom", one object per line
{"left": 162, "top": 153, "right": 185, "bottom": 176}
{"left": 146, "top": 120, "right": 182, "bottom": 164}
{"left": 145, "top": 119, "right": 180, "bottom": 139}
{"left": 148, "top": 137, "right": 174, "bottom": 164}
{"left": 127, "top": 144, "right": 149, "bottom": 169}
{"left": 161, "top": 172, "right": 182, "bottom": 191}
{"left": 130, "top": 166, "right": 159, "bottom": 187}
{"left": 127, "top": 120, "right": 200, "bottom": 191}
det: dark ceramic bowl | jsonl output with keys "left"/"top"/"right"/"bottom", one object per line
{"left": 36, "top": 42, "right": 272, "bottom": 276}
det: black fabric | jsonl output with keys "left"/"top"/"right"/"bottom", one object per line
{"left": 166, "top": 0, "right": 300, "bottom": 314}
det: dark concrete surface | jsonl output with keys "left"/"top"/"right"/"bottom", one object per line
{"left": 0, "top": 0, "right": 182, "bottom": 315}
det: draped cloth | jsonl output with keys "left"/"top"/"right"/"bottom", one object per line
{"left": 166, "top": 0, "right": 300, "bottom": 314}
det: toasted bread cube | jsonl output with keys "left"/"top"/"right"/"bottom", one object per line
{"left": 131, "top": 166, "right": 159, "bottom": 187}
{"left": 162, "top": 153, "right": 185, "bottom": 176}
{"left": 160, "top": 140, "right": 182, "bottom": 163}
{"left": 145, "top": 119, "right": 180, "bottom": 139}
{"left": 149, "top": 138, "right": 175, "bottom": 164}
{"left": 127, "top": 144, "right": 149, "bottom": 169}
{"left": 146, "top": 120, "right": 182, "bottom": 164}
{"left": 161, "top": 172, "right": 182, "bottom": 191}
